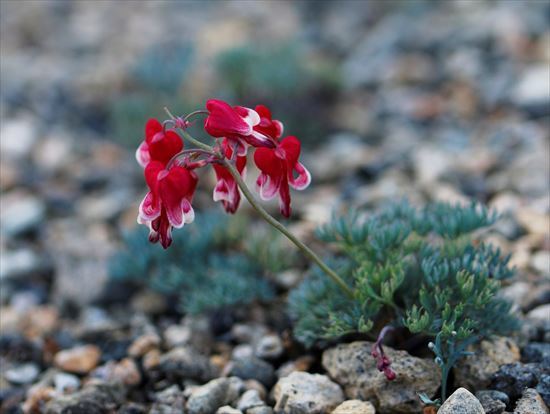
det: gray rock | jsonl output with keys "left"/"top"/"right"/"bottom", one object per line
{"left": 438, "top": 388, "right": 484, "bottom": 414}
{"left": 0, "top": 248, "right": 46, "bottom": 281}
{"left": 514, "top": 388, "right": 549, "bottom": 414}
{"left": 186, "top": 377, "right": 244, "bottom": 414}
{"left": 246, "top": 407, "right": 273, "bottom": 414}
{"left": 523, "top": 343, "right": 550, "bottom": 364}
{"left": 0, "top": 192, "right": 46, "bottom": 237}
{"left": 237, "top": 389, "right": 264, "bottom": 412}
{"left": 491, "top": 362, "right": 543, "bottom": 399}
{"left": 322, "top": 341, "right": 440, "bottom": 413}
{"left": 273, "top": 371, "right": 344, "bottom": 414}
{"left": 254, "top": 334, "right": 283, "bottom": 360}
{"left": 151, "top": 385, "right": 185, "bottom": 413}
{"left": 476, "top": 390, "right": 507, "bottom": 414}
{"left": 216, "top": 406, "right": 243, "bottom": 414}
{"left": 228, "top": 356, "right": 275, "bottom": 388}
{"left": 331, "top": 399, "right": 376, "bottom": 414}
{"left": 159, "top": 346, "right": 219, "bottom": 383}
{"left": 44, "top": 381, "right": 125, "bottom": 414}
{"left": 454, "top": 337, "right": 520, "bottom": 390}
{"left": 512, "top": 65, "right": 550, "bottom": 112}
{"left": 537, "top": 375, "right": 550, "bottom": 407}
{"left": 0, "top": 117, "right": 38, "bottom": 159}
{"left": 4, "top": 363, "right": 40, "bottom": 385}
{"left": 54, "top": 372, "right": 81, "bottom": 393}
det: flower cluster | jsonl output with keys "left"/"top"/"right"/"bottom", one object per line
{"left": 136, "top": 100, "right": 311, "bottom": 248}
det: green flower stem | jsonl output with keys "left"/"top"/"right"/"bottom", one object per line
{"left": 222, "top": 159, "right": 354, "bottom": 298}
{"left": 166, "top": 106, "right": 354, "bottom": 299}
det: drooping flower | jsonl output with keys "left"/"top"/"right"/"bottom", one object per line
{"left": 253, "top": 135, "right": 311, "bottom": 218}
{"left": 138, "top": 160, "right": 198, "bottom": 249}
{"left": 136, "top": 118, "right": 183, "bottom": 168}
{"left": 253, "top": 105, "right": 284, "bottom": 140}
{"left": 204, "top": 99, "right": 275, "bottom": 155}
{"left": 212, "top": 139, "right": 247, "bottom": 214}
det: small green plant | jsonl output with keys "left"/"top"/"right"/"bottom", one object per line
{"left": 288, "top": 201, "right": 518, "bottom": 401}
{"left": 109, "top": 210, "right": 291, "bottom": 315}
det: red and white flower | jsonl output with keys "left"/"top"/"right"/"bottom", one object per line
{"left": 138, "top": 160, "right": 198, "bottom": 249}
{"left": 253, "top": 105, "right": 284, "bottom": 140}
{"left": 254, "top": 135, "right": 311, "bottom": 218}
{"left": 212, "top": 139, "right": 247, "bottom": 214}
{"left": 136, "top": 118, "right": 183, "bottom": 168}
{"left": 204, "top": 99, "right": 275, "bottom": 155}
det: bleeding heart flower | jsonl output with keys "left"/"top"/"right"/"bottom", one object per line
{"left": 212, "top": 139, "right": 247, "bottom": 214}
{"left": 136, "top": 118, "right": 183, "bottom": 168}
{"left": 204, "top": 99, "right": 275, "bottom": 155}
{"left": 253, "top": 105, "right": 284, "bottom": 140}
{"left": 254, "top": 136, "right": 311, "bottom": 218}
{"left": 138, "top": 160, "right": 198, "bottom": 248}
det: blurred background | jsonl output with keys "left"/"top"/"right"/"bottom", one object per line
{"left": 0, "top": 0, "right": 548, "bottom": 406}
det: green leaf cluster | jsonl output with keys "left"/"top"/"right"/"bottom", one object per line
{"left": 289, "top": 201, "right": 518, "bottom": 347}
{"left": 109, "top": 211, "right": 293, "bottom": 315}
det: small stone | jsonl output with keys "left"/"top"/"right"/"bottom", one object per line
{"left": 93, "top": 358, "right": 141, "bottom": 386}
{"left": 276, "top": 356, "right": 315, "bottom": 378}
{"left": 531, "top": 251, "right": 550, "bottom": 276}
{"left": 0, "top": 117, "right": 37, "bottom": 159}
{"left": 247, "top": 407, "right": 273, "bottom": 414}
{"left": 244, "top": 379, "right": 267, "bottom": 400}
{"left": 159, "top": 346, "right": 219, "bottom": 382}
{"left": 322, "top": 341, "right": 440, "bottom": 413}
{"left": 491, "top": 362, "right": 542, "bottom": 399}
{"left": 151, "top": 385, "right": 185, "bottom": 413}
{"left": 331, "top": 399, "right": 376, "bottom": 414}
{"left": 475, "top": 390, "right": 507, "bottom": 414}
{"left": 186, "top": 377, "right": 244, "bottom": 414}
{"left": 227, "top": 356, "right": 276, "bottom": 388}
{"left": 512, "top": 65, "right": 550, "bottom": 112}
{"left": 527, "top": 304, "right": 550, "bottom": 324}
{"left": 0, "top": 248, "right": 45, "bottom": 281}
{"left": 537, "top": 374, "right": 550, "bottom": 407}
{"left": 54, "top": 345, "right": 101, "bottom": 374}
{"left": 454, "top": 337, "right": 520, "bottom": 390}
{"left": 44, "top": 381, "right": 125, "bottom": 414}
{"left": 237, "top": 389, "right": 264, "bottom": 412}
{"left": 437, "top": 388, "right": 484, "bottom": 413}
{"left": 143, "top": 349, "right": 161, "bottom": 370}
{"left": 523, "top": 343, "right": 550, "bottom": 364}
{"left": 119, "top": 402, "right": 147, "bottom": 414}
{"left": 233, "top": 344, "right": 254, "bottom": 360}
{"left": 54, "top": 372, "right": 80, "bottom": 393}
{"left": 128, "top": 333, "right": 161, "bottom": 357}
{"left": 216, "top": 406, "right": 243, "bottom": 414}
{"left": 273, "top": 372, "right": 344, "bottom": 414}
{"left": 514, "top": 388, "right": 549, "bottom": 414}
{"left": 4, "top": 363, "right": 39, "bottom": 384}
{"left": 516, "top": 209, "right": 549, "bottom": 237}
{"left": 0, "top": 192, "right": 46, "bottom": 237}
{"left": 254, "top": 334, "right": 283, "bottom": 360}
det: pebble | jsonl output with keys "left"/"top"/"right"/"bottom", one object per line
{"left": 216, "top": 407, "right": 243, "bottom": 414}
{"left": 523, "top": 343, "right": 550, "bottom": 364}
{"left": 54, "top": 372, "right": 81, "bottom": 393}
{"left": 475, "top": 390, "right": 508, "bottom": 414}
{"left": 454, "top": 337, "right": 520, "bottom": 390}
{"left": 514, "top": 388, "right": 549, "bottom": 414}
{"left": 227, "top": 356, "right": 276, "bottom": 388}
{"left": 512, "top": 65, "right": 550, "bottom": 112}
{"left": 254, "top": 334, "right": 284, "bottom": 360}
{"left": 537, "top": 374, "right": 550, "bottom": 407}
{"left": 128, "top": 332, "right": 161, "bottom": 357}
{"left": 491, "top": 362, "right": 542, "bottom": 399}
{"left": 273, "top": 371, "right": 344, "bottom": 414}
{"left": 54, "top": 345, "right": 101, "bottom": 374}
{"left": 44, "top": 381, "right": 125, "bottom": 414}
{"left": 93, "top": 358, "right": 141, "bottom": 386}
{"left": 143, "top": 348, "right": 161, "bottom": 370}
{"left": 0, "top": 192, "right": 46, "bottom": 237}
{"left": 4, "top": 363, "right": 40, "bottom": 384}
{"left": 0, "top": 117, "right": 37, "bottom": 159}
{"left": 437, "top": 388, "right": 484, "bottom": 414}
{"left": 237, "top": 389, "right": 264, "bottom": 412}
{"left": 322, "top": 341, "right": 440, "bottom": 413}
{"left": 0, "top": 248, "right": 45, "bottom": 281}
{"left": 186, "top": 377, "right": 244, "bottom": 414}
{"left": 158, "top": 346, "right": 219, "bottom": 382}
{"left": 531, "top": 251, "right": 550, "bottom": 276}
{"left": 331, "top": 399, "right": 376, "bottom": 414}
{"left": 527, "top": 304, "right": 550, "bottom": 324}
{"left": 247, "top": 407, "right": 273, "bottom": 414}
{"left": 151, "top": 385, "right": 185, "bottom": 413}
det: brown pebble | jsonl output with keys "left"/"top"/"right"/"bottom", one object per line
{"left": 54, "top": 345, "right": 101, "bottom": 374}
{"left": 22, "top": 386, "right": 56, "bottom": 413}
{"left": 128, "top": 333, "right": 161, "bottom": 357}
{"left": 143, "top": 349, "right": 161, "bottom": 370}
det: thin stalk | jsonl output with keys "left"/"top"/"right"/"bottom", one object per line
{"left": 164, "top": 107, "right": 215, "bottom": 153}
{"left": 222, "top": 159, "right": 354, "bottom": 298}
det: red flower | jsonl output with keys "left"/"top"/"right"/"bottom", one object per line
{"left": 254, "top": 105, "right": 284, "bottom": 140}
{"left": 138, "top": 160, "right": 198, "bottom": 249}
{"left": 254, "top": 136, "right": 311, "bottom": 218}
{"left": 204, "top": 99, "right": 275, "bottom": 155}
{"left": 136, "top": 119, "right": 183, "bottom": 168}
{"left": 212, "top": 139, "right": 247, "bottom": 214}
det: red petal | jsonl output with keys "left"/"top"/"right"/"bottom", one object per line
{"left": 279, "top": 136, "right": 301, "bottom": 168}
{"left": 145, "top": 119, "right": 163, "bottom": 143}
{"left": 205, "top": 99, "right": 252, "bottom": 137}
{"left": 148, "top": 130, "right": 183, "bottom": 166}
{"left": 278, "top": 176, "right": 291, "bottom": 218}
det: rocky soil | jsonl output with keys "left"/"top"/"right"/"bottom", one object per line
{"left": 1, "top": 1, "right": 548, "bottom": 413}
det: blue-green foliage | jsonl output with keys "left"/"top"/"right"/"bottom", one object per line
{"left": 289, "top": 201, "right": 518, "bottom": 348}
{"left": 109, "top": 211, "right": 277, "bottom": 314}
